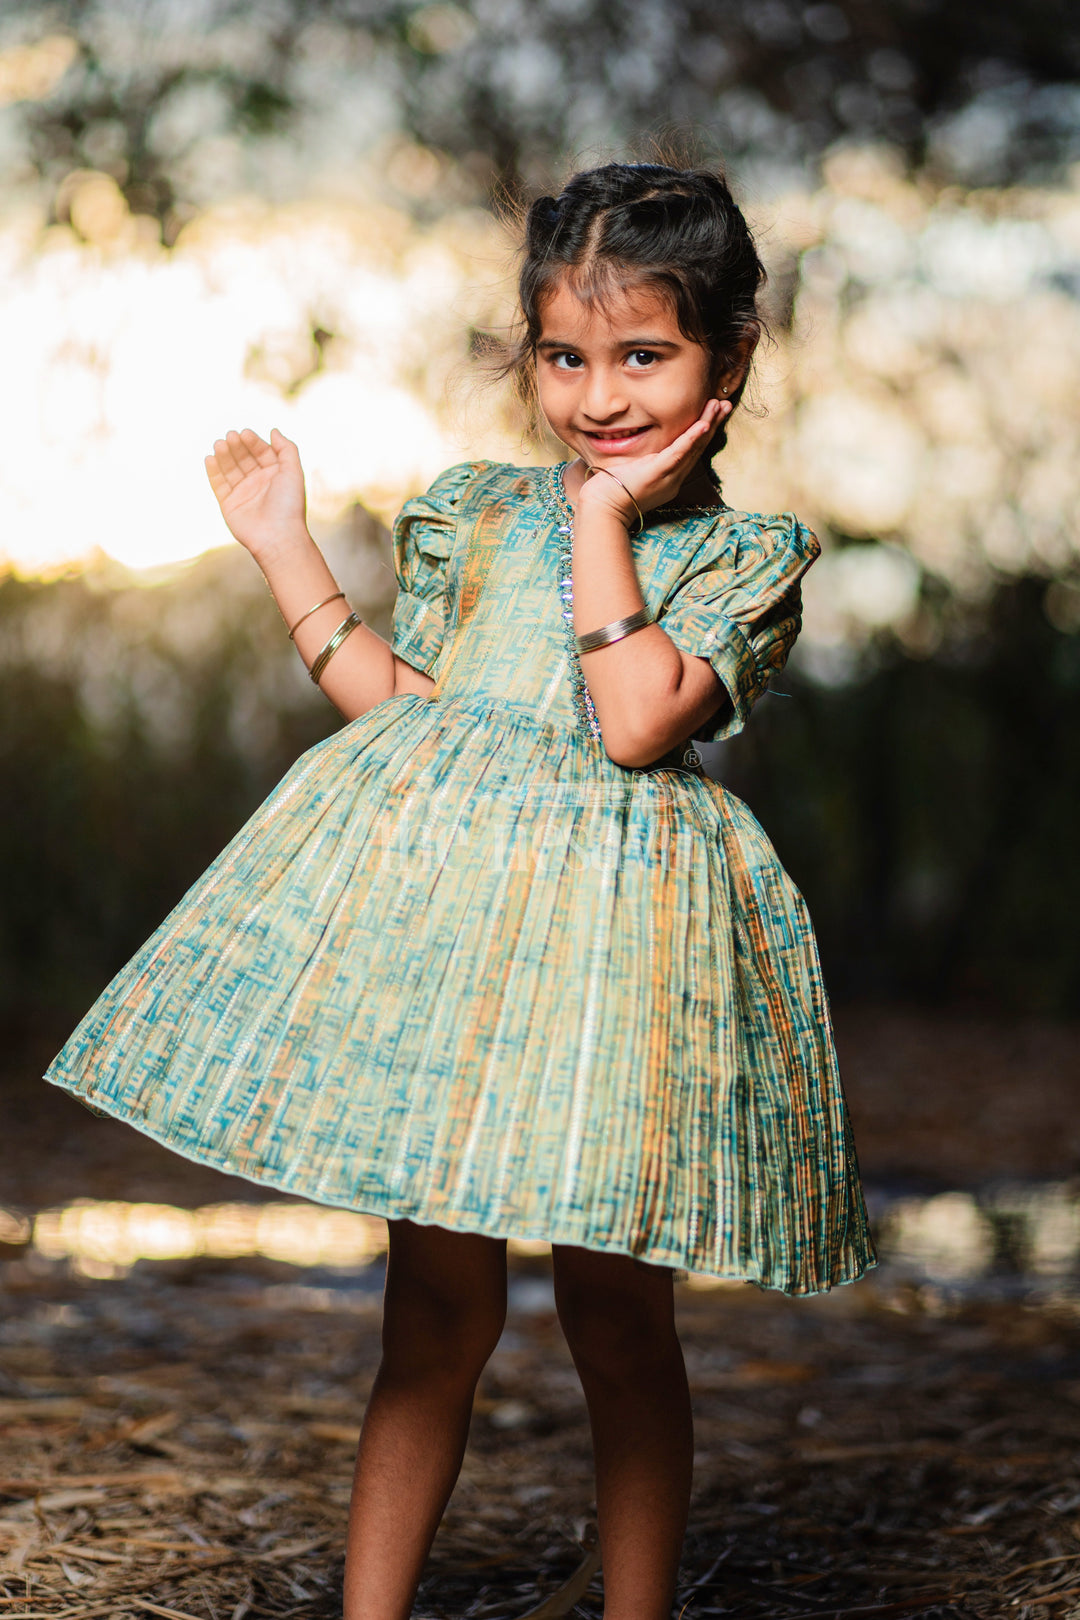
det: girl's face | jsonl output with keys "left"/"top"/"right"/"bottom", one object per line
{"left": 534, "top": 277, "right": 720, "bottom": 470}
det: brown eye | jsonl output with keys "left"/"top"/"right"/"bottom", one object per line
{"left": 627, "top": 350, "right": 657, "bottom": 368}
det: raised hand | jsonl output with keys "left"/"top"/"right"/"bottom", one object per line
{"left": 575, "top": 397, "right": 728, "bottom": 525}
{"left": 204, "top": 427, "right": 308, "bottom": 557}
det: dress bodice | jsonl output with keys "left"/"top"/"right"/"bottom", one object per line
{"left": 390, "top": 460, "right": 820, "bottom": 747}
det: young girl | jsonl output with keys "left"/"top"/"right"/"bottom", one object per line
{"left": 45, "top": 163, "right": 875, "bottom": 1619}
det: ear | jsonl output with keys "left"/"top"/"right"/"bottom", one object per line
{"left": 713, "top": 327, "right": 759, "bottom": 397}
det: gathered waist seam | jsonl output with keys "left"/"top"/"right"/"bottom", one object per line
{"left": 405, "top": 691, "right": 708, "bottom": 782}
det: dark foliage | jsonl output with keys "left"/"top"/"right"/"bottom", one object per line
{"left": 0, "top": 560, "right": 343, "bottom": 1036}
{"left": 726, "top": 574, "right": 1080, "bottom": 1013}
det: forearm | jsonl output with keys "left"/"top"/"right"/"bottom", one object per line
{"left": 572, "top": 506, "right": 722, "bottom": 765}
{"left": 255, "top": 526, "right": 406, "bottom": 722}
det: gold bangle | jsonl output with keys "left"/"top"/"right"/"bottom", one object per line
{"left": 575, "top": 607, "right": 653, "bottom": 654}
{"left": 583, "top": 465, "right": 644, "bottom": 536}
{"left": 308, "top": 612, "right": 362, "bottom": 685}
{"left": 287, "top": 590, "right": 345, "bottom": 639}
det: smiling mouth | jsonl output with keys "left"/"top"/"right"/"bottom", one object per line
{"left": 582, "top": 425, "right": 651, "bottom": 445}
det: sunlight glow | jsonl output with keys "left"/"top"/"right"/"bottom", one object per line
{"left": 0, "top": 180, "right": 522, "bottom": 573}
{"left": 31, "top": 1199, "right": 388, "bottom": 1272}
{"left": 4, "top": 147, "right": 1080, "bottom": 640}
{"left": 25, "top": 1198, "right": 552, "bottom": 1277}
{"left": 727, "top": 148, "right": 1080, "bottom": 633}
{"left": 9, "top": 1185, "right": 1080, "bottom": 1284}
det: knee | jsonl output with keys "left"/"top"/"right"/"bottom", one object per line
{"left": 555, "top": 1277, "right": 677, "bottom": 1386}
{"left": 378, "top": 1223, "right": 507, "bottom": 1387}
{"left": 382, "top": 1275, "right": 506, "bottom": 1386}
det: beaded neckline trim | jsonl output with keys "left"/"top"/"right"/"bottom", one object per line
{"left": 541, "top": 465, "right": 603, "bottom": 742}
{"left": 539, "top": 462, "right": 730, "bottom": 742}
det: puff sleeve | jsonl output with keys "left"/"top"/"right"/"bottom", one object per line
{"left": 390, "top": 462, "right": 483, "bottom": 676}
{"left": 657, "top": 511, "right": 820, "bottom": 742}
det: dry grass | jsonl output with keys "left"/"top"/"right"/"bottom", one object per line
{"left": 1, "top": 1249, "right": 1079, "bottom": 1619}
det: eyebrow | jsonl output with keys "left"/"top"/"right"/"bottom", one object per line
{"left": 535, "top": 337, "right": 680, "bottom": 352}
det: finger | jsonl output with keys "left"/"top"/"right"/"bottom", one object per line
{"left": 669, "top": 398, "right": 719, "bottom": 453}
{"left": 662, "top": 400, "right": 725, "bottom": 467}
{"left": 687, "top": 397, "right": 723, "bottom": 440}
{"left": 204, "top": 454, "right": 229, "bottom": 498}
{"left": 226, "top": 428, "right": 262, "bottom": 478}
{"left": 270, "top": 426, "right": 301, "bottom": 462}
{"left": 212, "top": 436, "right": 244, "bottom": 488}
{"left": 238, "top": 426, "right": 277, "bottom": 468}
{"left": 681, "top": 404, "right": 730, "bottom": 478}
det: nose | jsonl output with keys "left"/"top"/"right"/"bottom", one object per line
{"left": 580, "top": 364, "right": 630, "bottom": 423}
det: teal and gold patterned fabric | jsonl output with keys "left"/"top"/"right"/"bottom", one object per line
{"left": 44, "top": 461, "right": 876, "bottom": 1294}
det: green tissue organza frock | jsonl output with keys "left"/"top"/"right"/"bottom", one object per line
{"left": 44, "top": 460, "right": 876, "bottom": 1294}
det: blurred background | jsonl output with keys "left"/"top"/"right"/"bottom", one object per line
{"left": 1, "top": 0, "right": 1078, "bottom": 1255}
{"left": 2, "top": 11, "right": 1080, "bottom": 1617}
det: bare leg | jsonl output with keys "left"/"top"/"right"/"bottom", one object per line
{"left": 343, "top": 1221, "right": 507, "bottom": 1620}
{"left": 552, "top": 1245, "right": 693, "bottom": 1620}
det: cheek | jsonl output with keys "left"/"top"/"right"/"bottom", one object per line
{"left": 534, "top": 381, "right": 554, "bottom": 424}
{"left": 662, "top": 364, "right": 712, "bottom": 416}
{"left": 535, "top": 370, "right": 572, "bottom": 420}
{"left": 644, "top": 373, "right": 699, "bottom": 421}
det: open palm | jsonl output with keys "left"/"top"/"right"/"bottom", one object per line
{"left": 205, "top": 427, "right": 307, "bottom": 555}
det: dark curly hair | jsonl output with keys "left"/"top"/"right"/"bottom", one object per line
{"left": 505, "top": 161, "right": 767, "bottom": 454}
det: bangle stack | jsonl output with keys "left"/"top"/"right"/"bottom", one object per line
{"left": 308, "top": 612, "right": 363, "bottom": 685}
{"left": 282, "top": 586, "right": 363, "bottom": 686}
{"left": 575, "top": 606, "right": 653, "bottom": 655}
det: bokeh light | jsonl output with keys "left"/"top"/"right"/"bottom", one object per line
{"left": 0, "top": 174, "right": 525, "bottom": 573}
{"left": 12, "top": 1185, "right": 1080, "bottom": 1285}
{"left": 2, "top": 137, "right": 1077, "bottom": 663}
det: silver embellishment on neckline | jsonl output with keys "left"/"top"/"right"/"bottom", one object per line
{"left": 542, "top": 464, "right": 603, "bottom": 742}
{"left": 540, "top": 461, "right": 729, "bottom": 744}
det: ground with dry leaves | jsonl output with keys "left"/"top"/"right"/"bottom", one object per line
{"left": 2, "top": 1251, "right": 1080, "bottom": 1620}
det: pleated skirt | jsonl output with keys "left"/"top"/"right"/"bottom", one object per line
{"left": 44, "top": 691, "right": 876, "bottom": 1293}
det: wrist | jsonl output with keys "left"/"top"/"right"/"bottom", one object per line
{"left": 251, "top": 524, "right": 317, "bottom": 569}
{"left": 576, "top": 467, "right": 644, "bottom": 535}
{"left": 573, "top": 488, "right": 637, "bottom": 533}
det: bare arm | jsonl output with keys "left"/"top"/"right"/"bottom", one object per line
{"left": 571, "top": 399, "right": 730, "bottom": 768}
{"left": 205, "top": 428, "right": 433, "bottom": 722}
